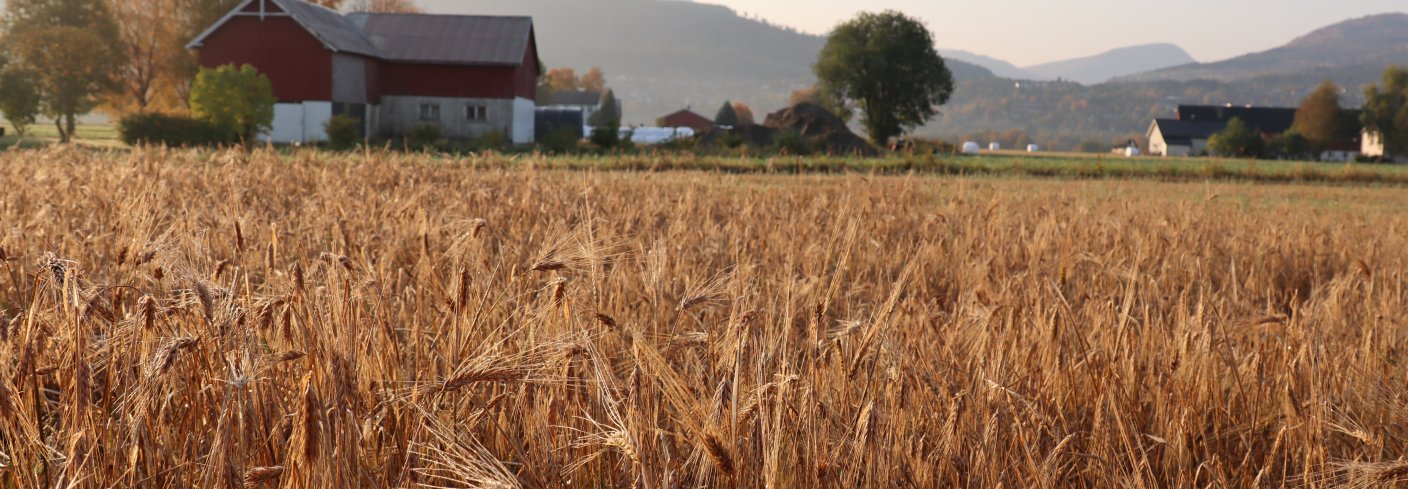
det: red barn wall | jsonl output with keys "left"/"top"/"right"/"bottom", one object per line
{"left": 514, "top": 36, "right": 539, "bottom": 100}
{"left": 379, "top": 62, "right": 520, "bottom": 99}
{"left": 198, "top": 16, "right": 332, "bottom": 102}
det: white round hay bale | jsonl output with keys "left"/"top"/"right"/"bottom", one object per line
{"left": 989, "top": 143, "right": 1001, "bottom": 151}
{"left": 1026, "top": 144, "right": 1040, "bottom": 152}
{"left": 1124, "top": 146, "right": 1141, "bottom": 157}
{"left": 961, "top": 142, "right": 980, "bottom": 154}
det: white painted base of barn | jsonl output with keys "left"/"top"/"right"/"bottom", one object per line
{"left": 263, "top": 101, "right": 333, "bottom": 144}
{"left": 511, "top": 97, "right": 534, "bottom": 144}
{"left": 379, "top": 95, "right": 535, "bottom": 144}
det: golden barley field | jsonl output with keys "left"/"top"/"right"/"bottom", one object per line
{"left": 2, "top": 147, "right": 1408, "bottom": 488}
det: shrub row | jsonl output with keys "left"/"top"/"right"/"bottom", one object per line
{"left": 117, "top": 113, "right": 232, "bottom": 147}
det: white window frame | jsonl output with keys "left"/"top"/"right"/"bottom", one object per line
{"left": 466, "top": 104, "right": 488, "bottom": 122}
{"left": 419, "top": 104, "right": 441, "bottom": 122}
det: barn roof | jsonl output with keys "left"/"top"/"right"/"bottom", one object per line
{"left": 1176, "top": 105, "right": 1297, "bottom": 134}
{"left": 188, "top": 0, "right": 536, "bottom": 67}
{"left": 280, "top": 0, "right": 382, "bottom": 57}
{"left": 544, "top": 91, "right": 604, "bottom": 106}
{"left": 348, "top": 13, "right": 535, "bottom": 66}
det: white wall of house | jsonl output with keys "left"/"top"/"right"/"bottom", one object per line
{"left": 1147, "top": 124, "right": 1169, "bottom": 156}
{"left": 263, "top": 101, "right": 335, "bottom": 144}
{"left": 1190, "top": 138, "right": 1209, "bottom": 155}
{"left": 1363, "top": 130, "right": 1386, "bottom": 158}
{"left": 1164, "top": 144, "right": 1192, "bottom": 157}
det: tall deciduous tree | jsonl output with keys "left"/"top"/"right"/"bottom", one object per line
{"left": 580, "top": 67, "right": 606, "bottom": 93}
{"left": 813, "top": 11, "right": 954, "bottom": 146}
{"left": 544, "top": 68, "right": 579, "bottom": 92}
{"left": 732, "top": 102, "right": 755, "bottom": 125}
{"left": 343, "top": 0, "right": 423, "bottom": 13}
{"left": 308, "top": 0, "right": 346, "bottom": 9}
{"left": 0, "top": 66, "right": 41, "bottom": 137}
{"left": 2, "top": 0, "right": 123, "bottom": 142}
{"left": 1293, "top": 80, "right": 1348, "bottom": 152}
{"left": 108, "top": 0, "right": 184, "bottom": 113}
{"left": 1362, "top": 66, "right": 1408, "bottom": 159}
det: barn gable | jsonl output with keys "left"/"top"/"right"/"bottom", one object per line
{"left": 188, "top": 0, "right": 380, "bottom": 57}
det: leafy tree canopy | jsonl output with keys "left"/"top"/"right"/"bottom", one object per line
{"left": 189, "top": 64, "right": 276, "bottom": 142}
{"left": 1293, "top": 80, "right": 1351, "bottom": 151}
{"left": 1208, "top": 117, "right": 1263, "bottom": 158}
{"left": 1362, "top": 65, "right": 1408, "bottom": 158}
{"left": 814, "top": 11, "right": 954, "bottom": 146}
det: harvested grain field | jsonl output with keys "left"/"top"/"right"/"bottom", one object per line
{"left": 2, "top": 147, "right": 1408, "bottom": 487}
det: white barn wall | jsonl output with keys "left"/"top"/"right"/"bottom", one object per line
{"left": 302, "top": 102, "right": 332, "bottom": 142}
{"left": 512, "top": 97, "right": 535, "bottom": 143}
{"left": 262, "top": 102, "right": 333, "bottom": 144}
{"left": 267, "top": 103, "right": 304, "bottom": 143}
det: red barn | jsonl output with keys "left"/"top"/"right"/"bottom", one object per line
{"left": 658, "top": 109, "right": 715, "bottom": 133}
{"left": 187, "top": 0, "right": 540, "bottom": 144}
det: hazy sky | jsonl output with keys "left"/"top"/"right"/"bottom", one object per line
{"left": 693, "top": 0, "right": 1407, "bottom": 66}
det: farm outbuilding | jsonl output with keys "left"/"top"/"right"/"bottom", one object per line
{"left": 187, "top": 0, "right": 541, "bottom": 144}
{"left": 656, "top": 109, "right": 715, "bottom": 133}
{"left": 1144, "top": 104, "right": 1365, "bottom": 158}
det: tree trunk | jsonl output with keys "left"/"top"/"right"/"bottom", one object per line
{"left": 66, "top": 114, "right": 76, "bottom": 144}
{"left": 54, "top": 118, "right": 68, "bottom": 144}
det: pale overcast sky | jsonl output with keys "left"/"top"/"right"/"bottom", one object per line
{"left": 692, "top": 0, "right": 1407, "bottom": 66}
{"left": 2, "top": 0, "right": 1399, "bottom": 67}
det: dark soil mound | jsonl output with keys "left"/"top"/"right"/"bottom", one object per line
{"left": 697, "top": 103, "right": 878, "bottom": 156}
{"left": 763, "top": 103, "right": 877, "bottom": 156}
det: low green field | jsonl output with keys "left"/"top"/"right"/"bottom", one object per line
{"left": 414, "top": 150, "right": 1408, "bottom": 185}
{"left": 0, "top": 121, "right": 122, "bottom": 148}
{"left": 4, "top": 130, "right": 1406, "bottom": 185}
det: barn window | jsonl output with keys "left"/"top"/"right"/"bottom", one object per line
{"left": 418, "top": 104, "right": 441, "bottom": 121}
{"left": 466, "top": 104, "right": 487, "bottom": 122}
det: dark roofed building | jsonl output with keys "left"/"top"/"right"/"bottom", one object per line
{"left": 1176, "top": 105, "right": 1297, "bottom": 134}
{"left": 188, "top": 0, "right": 541, "bottom": 144}
{"left": 1147, "top": 118, "right": 1228, "bottom": 156}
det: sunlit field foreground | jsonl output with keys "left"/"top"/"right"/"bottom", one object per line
{"left": 2, "top": 148, "right": 1408, "bottom": 488}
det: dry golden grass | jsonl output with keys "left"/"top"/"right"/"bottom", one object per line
{"left": 2, "top": 146, "right": 1408, "bottom": 487}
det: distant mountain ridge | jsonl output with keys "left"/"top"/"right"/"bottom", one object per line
{"left": 941, "top": 49, "right": 1034, "bottom": 79}
{"left": 942, "top": 44, "right": 1197, "bottom": 85}
{"left": 1024, "top": 43, "right": 1196, "bottom": 84}
{"left": 1120, "top": 13, "right": 1408, "bottom": 83}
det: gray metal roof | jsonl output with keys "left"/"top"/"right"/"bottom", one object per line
{"left": 545, "top": 91, "right": 603, "bottom": 106}
{"left": 277, "top": 0, "right": 382, "bottom": 57}
{"left": 348, "top": 13, "right": 534, "bottom": 66}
